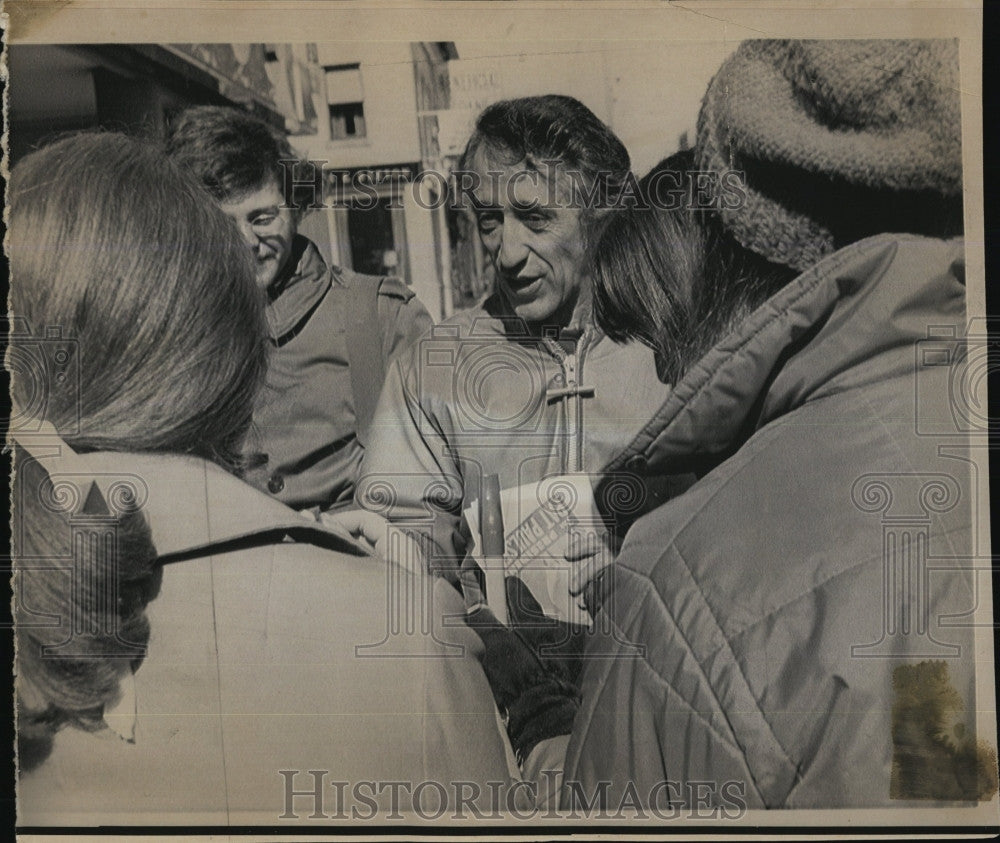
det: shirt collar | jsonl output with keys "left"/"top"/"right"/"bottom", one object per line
{"left": 484, "top": 280, "right": 602, "bottom": 347}
{"left": 265, "top": 235, "right": 333, "bottom": 342}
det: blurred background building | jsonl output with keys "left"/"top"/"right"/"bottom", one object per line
{"left": 8, "top": 40, "right": 731, "bottom": 321}
{"left": 7, "top": 41, "right": 460, "bottom": 321}
{"left": 292, "top": 42, "right": 459, "bottom": 321}
{"left": 8, "top": 43, "right": 317, "bottom": 151}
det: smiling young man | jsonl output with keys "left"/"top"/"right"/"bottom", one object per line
{"left": 357, "top": 96, "right": 678, "bottom": 580}
{"left": 165, "top": 106, "right": 431, "bottom": 511}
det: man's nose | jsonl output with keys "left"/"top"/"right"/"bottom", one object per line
{"left": 497, "top": 221, "right": 529, "bottom": 273}
{"left": 235, "top": 220, "right": 260, "bottom": 250}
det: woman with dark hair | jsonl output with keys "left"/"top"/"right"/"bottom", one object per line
{"left": 11, "top": 133, "right": 513, "bottom": 824}
{"left": 592, "top": 148, "right": 799, "bottom": 386}
{"left": 564, "top": 40, "right": 988, "bottom": 807}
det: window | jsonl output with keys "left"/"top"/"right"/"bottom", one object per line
{"left": 329, "top": 102, "right": 365, "bottom": 139}
{"left": 325, "top": 63, "right": 366, "bottom": 139}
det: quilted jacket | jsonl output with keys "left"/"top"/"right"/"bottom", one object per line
{"left": 564, "top": 235, "right": 982, "bottom": 809}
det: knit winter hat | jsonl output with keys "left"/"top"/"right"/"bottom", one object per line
{"left": 695, "top": 39, "right": 962, "bottom": 271}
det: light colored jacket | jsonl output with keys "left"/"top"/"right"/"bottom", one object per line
{"left": 357, "top": 291, "right": 681, "bottom": 573}
{"left": 16, "top": 448, "right": 515, "bottom": 825}
{"left": 565, "top": 235, "right": 983, "bottom": 809}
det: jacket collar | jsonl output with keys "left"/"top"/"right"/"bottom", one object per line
{"left": 265, "top": 235, "right": 333, "bottom": 342}
{"left": 612, "top": 234, "right": 965, "bottom": 474}
{"left": 12, "top": 426, "right": 369, "bottom": 560}
{"left": 482, "top": 280, "right": 602, "bottom": 349}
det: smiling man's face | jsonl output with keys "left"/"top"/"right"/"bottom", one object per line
{"left": 219, "top": 178, "right": 297, "bottom": 290}
{"left": 471, "top": 156, "right": 588, "bottom": 328}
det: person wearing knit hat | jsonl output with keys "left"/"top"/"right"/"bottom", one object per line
{"left": 696, "top": 38, "right": 963, "bottom": 271}
{"left": 557, "top": 38, "right": 992, "bottom": 809}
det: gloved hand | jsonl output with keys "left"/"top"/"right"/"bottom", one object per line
{"left": 506, "top": 677, "right": 581, "bottom": 767}
{"left": 464, "top": 603, "right": 551, "bottom": 713}
{"left": 464, "top": 576, "right": 585, "bottom": 765}
{"left": 504, "top": 575, "right": 589, "bottom": 685}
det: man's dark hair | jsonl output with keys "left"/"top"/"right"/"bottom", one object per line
{"left": 164, "top": 105, "right": 313, "bottom": 209}
{"left": 458, "top": 95, "right": 630, "bottom": 211}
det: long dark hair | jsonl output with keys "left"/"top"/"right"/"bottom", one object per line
{"left": 9, "top": 132, "right": 269, "bottom": 769}
{"left": 13, "top": 452, "right": 162, "bottom": 772}
{"left": 592, "top": 150, "right": 796, "bottom": 384}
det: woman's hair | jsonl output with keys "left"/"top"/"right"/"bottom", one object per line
{"left": 14, "top": 453, "right": 163, "bottom": 772}
{"left": 9, "top": 132, "right": 269, "bottom": 769}
{"left": 9, "top": 131, "right": 269, "bottom": 469}
{"left": 592, "top": 150, "right": 796, "bottom": 384}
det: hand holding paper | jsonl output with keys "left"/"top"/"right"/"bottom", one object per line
{"left": 463, "top": 474, "right": 615, "bottom": 627}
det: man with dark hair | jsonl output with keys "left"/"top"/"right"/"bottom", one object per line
{"left": 359, "top": 95, "right": 672, "bottom": 565}
{"left": 166, "top": 106, "right": 432, "bottom": 511}
{"left": 454, "top": 95, "right": 632, "bottom": 327}
{"left": 354, "top": 98, "right": 679, "bottom": 786}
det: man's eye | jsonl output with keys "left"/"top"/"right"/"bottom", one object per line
{"left": 524, "top": 215, "right": 549, "bottom": 231}
{"left": 252, "top": 215, "right": 277, "bottom": 227}
{"left": 477, "top": 215, "right": 501, "bottom": 234}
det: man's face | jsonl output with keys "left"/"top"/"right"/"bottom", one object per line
{"left": 219, "top": 178, "right": 297, "bottom": 290}
{"left": 470, "top": 157, "right": 588, "bottom": 327}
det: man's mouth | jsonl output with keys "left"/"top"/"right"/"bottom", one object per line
{"left": 504, "top": 276, "right": 543, "bottom": 296}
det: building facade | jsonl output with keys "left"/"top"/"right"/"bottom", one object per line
{"left": 293, "top": 42, "right": 458, "bottom": 322}
{"left": 8, "top": 40, "right": 461, "bottom": 322}
{"left": 7, "top": 43, "right": 315, "bottom": 160}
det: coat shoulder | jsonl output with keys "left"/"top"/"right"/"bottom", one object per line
{"left": 376, "top": 274, "right": 417, "bottom": 302}
{"left": 330, "top": 265, "right": 415, "bottom": 302}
